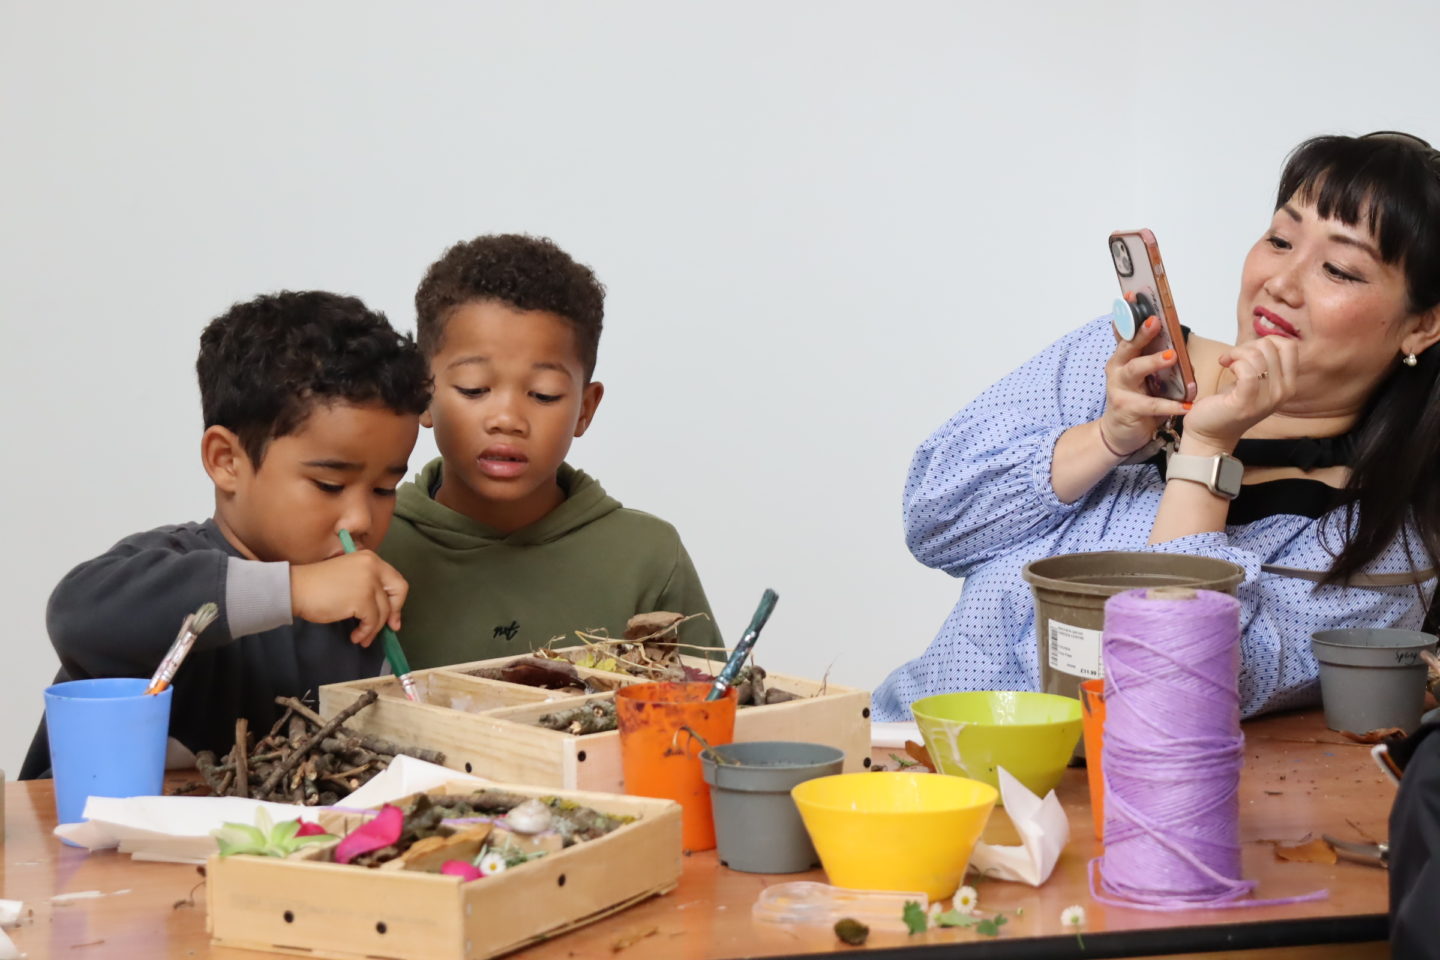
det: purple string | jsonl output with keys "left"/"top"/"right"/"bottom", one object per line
{"left": 1093, "top": 588, "right": 1327, "bottom": 910}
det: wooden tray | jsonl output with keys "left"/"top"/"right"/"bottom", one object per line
{"left": 206, "top": 780, "right": 681, "bottom": 960}
{"left": 319, "top": 657, "right": 872, "bottom": 792}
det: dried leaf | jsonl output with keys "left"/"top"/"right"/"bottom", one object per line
{"left": 904, "top": 741, "right": 935, "bottom": 771}
{"left": 625, "top": 612, "right": 685, "bottom": 641}
{"left": 610, "top": 926, "right": 659, "bottom": 953}
{"left": 1273, "top": 835, "right": 1337, "bottom": 864}
{"left": 1338, "top": 727, "right": 1406, "bottom": 745}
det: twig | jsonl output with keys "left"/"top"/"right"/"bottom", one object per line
{"left": 233, "top": 718, "right": 249, "bottom": 799}
{"left": 272, "top": 695, "right": 443, "bottom": 762}
{"left": 195, "top": 751, "right": 227, "bottom": 795}
{"left": 257, "top": 690, "right": 378, "bottom": 796}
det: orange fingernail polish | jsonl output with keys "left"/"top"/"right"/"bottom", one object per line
{"left": 1145, "top": 316, "right": 1157, "bottom": 329}
{"left": 1163, "top": 349, "right": 1175, "bottom": 361}
{"left": 1183, "top": 402, "right": 1193, "bottom": 410}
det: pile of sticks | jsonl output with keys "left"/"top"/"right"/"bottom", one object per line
{"left": 192, "top": 690, "right": 446, "bottom": 805}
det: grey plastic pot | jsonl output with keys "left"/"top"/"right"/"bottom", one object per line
{"left": 700, "top": 741, "right": 845, "bottom": 874}
{"left": 1311, "top": 628, "right": 1437, "bottom": 734}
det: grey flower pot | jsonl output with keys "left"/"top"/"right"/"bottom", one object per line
{"left": 1311, "top": 628, "right": 1437, "bottom": 734}
{"left": 700, "top": 741, "right": 845, "bottom": 874}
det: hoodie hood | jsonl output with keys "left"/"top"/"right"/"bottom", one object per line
{"left": 395, "top": 458, "right": 620, "bottom": 550}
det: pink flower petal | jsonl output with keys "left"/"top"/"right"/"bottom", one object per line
{"left": 295, "top": 820, "right": 329, "bottom": 837}
{"left": 440, "top": 860, "right": 483, "bottom": 882}
{"left": 334, "top": 805, "right": 404, "bottom": 865}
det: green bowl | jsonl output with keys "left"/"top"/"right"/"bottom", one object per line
{"left": 911, "top": 692, "right": 1083, "bottom": 801}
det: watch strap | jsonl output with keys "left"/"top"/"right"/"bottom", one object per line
{"left": 1166, "top": 451, "right": 1243, "bottom": 499}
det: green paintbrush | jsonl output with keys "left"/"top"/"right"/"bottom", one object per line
{"left": 338, "top": 529, "right": 418, "bottom": 701}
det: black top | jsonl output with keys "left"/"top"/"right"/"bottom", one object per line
{"left": 1150, "top": 326, "right": 1352, "bottom": 524}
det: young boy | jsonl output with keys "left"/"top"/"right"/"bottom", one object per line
{"left": 380, "top": 234, "right": 721, "bottom": 667}
{"left": 20, "top": 291, "right": 431, "bottom": 778}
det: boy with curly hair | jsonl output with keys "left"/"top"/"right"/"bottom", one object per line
{"left": 21, "top": 291, "right": 431, "bottom": 778}
{"left": 380, "top": 234, "right": 721, "bottom": 666}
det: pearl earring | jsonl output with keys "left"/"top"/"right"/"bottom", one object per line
{"left": 1404, "top": 353, "right": 1419, "bottom": 367}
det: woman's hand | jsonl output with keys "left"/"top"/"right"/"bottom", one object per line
{"left": 1098, "top": 317, "right": 1193, "bottom": 456}
{"left": 1180, "top": 335, "right": 1299, "bottom": 454}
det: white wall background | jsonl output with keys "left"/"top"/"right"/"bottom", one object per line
{"left": 3, "top": 0, "right": 1436, "bottom": 771}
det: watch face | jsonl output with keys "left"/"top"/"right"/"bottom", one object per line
{"left": 1217, "top": 456, "right": 1244, "bottom": 496}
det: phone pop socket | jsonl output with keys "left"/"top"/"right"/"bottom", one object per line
{"left": 1110, "top": 291, "right": 1157, "bottom": 340}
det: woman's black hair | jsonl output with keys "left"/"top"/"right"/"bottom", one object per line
{"left": 1281, "top": 133, "right": 1440, "bottom": 589}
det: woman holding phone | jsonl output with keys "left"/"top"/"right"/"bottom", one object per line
{"left": 874, "top": 131, "right": 1440, "bottom": 723}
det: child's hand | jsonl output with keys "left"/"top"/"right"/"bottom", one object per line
{"left": 290, "top": 552, "right": 409, "bottom": 647}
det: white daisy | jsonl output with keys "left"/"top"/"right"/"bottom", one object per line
{"left": 954, "top": 886, "right": 979, "bottom": 914}
{"left": 1061, "top": 904, "right": 1086, "bottom": 928}
{"left": 477, "top": 851, "right": 508, "bottom": 876}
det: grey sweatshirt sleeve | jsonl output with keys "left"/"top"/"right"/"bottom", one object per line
{"left": 225, "top": 557, "right": 293, "bottom": 638}
{"left": 46, "top": 525, "right": 292, "bottom": 680}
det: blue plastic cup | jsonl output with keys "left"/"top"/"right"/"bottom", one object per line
{"left": 44, "top": 677, "right": 173, "bottom": 826}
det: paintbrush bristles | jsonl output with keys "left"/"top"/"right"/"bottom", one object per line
{"left": 191, "top": 602, "right": 220, "bottom": 634}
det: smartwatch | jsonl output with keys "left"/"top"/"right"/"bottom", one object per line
{"left": 1166, "top": 451, "right": 1243, "bottom": 499}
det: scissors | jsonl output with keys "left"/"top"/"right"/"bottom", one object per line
{"left": 1321, "top": 834, "right": 1388, "bottom": 869}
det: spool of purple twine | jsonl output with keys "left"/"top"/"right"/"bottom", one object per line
{"left": 1093, "top": 586, "right": 1324, "bottom": 910}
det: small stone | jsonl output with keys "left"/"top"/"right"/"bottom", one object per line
{"left": 834, "top": 918, "right": 869, "bottom": 946}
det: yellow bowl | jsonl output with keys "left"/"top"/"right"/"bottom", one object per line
{"left": 911, "top": 691, "right": 1083, "bottom": 801}
{"left": 791, "top": 772, "right": 997, "bottom": 899}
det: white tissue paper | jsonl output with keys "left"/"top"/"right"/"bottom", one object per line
{"left": 967, "top": 766, "right": 1069, "bottom": 886}
{"left": 869, "top": 721, "right": 923, "bottom": 749}
{"left": 0, "top": 900, "right": 25, "bottom": 960}
{"left": 52, "top": 755, "right": 491, "bottom": 863}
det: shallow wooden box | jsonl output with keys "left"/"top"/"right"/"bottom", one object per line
{"left": 206, "top": 780, "right": 681, "bottom": 960}
{"left": 319, "top": 656, "right": 872, "bottom": 792}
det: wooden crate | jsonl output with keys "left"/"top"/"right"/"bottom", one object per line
{"left": 319, "top": 657, "right": 872, "bottom": 792}
{"left": 206, "top": 780, "right": 681, "bottom": 960}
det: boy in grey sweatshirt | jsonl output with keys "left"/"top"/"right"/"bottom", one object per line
{"left": 20, "top": 291, "right": 431, "bottom": 778}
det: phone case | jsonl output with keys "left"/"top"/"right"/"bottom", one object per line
{"left": 1107, "top": 229, "right": 1196, "bottom": 402}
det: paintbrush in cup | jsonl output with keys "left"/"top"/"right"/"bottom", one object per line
{"left": 706, "top": 588, "right": 779, "bottom": 701}
{"left": 337, "top": 529, "right": 419, "bottom": 701}
{"left": 146, "top": 602, "right": 220, "bottom": 695}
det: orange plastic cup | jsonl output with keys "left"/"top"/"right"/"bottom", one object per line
{"left": 1079, "top": 678, "right": 1106, "bottom": 842}
{"left": 616, "top": 681, "right": 738, "bottom": 851}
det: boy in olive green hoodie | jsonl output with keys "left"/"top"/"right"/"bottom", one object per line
{"left": 380, "top": 234, "right": 721, "bottom": 668}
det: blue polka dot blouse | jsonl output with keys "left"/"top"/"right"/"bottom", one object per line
{"left": 873, "top": 317, "right": 1434, "bottom": 722}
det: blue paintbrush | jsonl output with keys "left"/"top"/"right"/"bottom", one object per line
{"left": 706, "top": 589, "right": 779, "bottom": 701}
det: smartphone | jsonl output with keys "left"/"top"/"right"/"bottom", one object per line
{"left": 1107, "top": 229, "right": 1196, "bottom": 402}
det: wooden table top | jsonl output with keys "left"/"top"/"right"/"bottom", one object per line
{"left": 1, "top": 709, "right": 1391, "bottom": 959}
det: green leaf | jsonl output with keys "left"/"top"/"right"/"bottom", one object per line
{"left": 221, "top": 821, "right": 266, "bottom": 847}
{"left": 933, "top": 910, "right": 980, "bottom": 928}
{"left": 902, "top": 901, "right": 928, "bottom": 935}
{"left": 212, "top": 823, "right": 265, "bottom": 855}
{"left": 270, "top": 819, "right": 301, "bottom": 845}
{"left": 255, "top": 808, "right": 275, "bottom": 836}
{"left": 291, "top": 833, "right": 336, "bottom": 849}
{"left": 975, "top": 914, "right": 1009, "bottom": 937}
